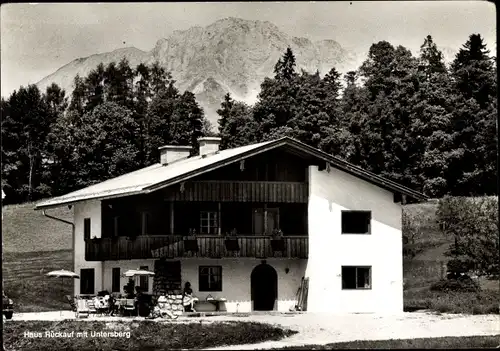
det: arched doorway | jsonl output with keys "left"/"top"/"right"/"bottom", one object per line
{"left": 251, "top": 263, "right": 278, "bottom": 311}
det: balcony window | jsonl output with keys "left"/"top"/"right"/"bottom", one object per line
{"left": 341, "top": 211, "right": 371, "bottom": 234}
{"left": 253, "top": 207, "right": 279, "bottom": 235}
{"left": 199, "top": 266, "right": 222, "bottom": 291}
{"left": 84, "top": 218, "right": 91, "bottom": 240}
{"left": 141, "top": 212, "right": 152, "bottom": 235}
{"left": 342, "top": 266, "right": 371, "bottom": 289}
{"left": 200, "top": 211, "right": 218, "bottom": 235}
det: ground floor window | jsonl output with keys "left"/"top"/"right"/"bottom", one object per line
{"left": 341, "top": 266, "right": 371, "bottom": 289}
{"left": 80, "top": 268, "right": 95, "bottom": 294}
{"left": 139, "top": 265, "right": 149, "bottom": 292}
{"left": 112, "top": 267, "right": 121, "bottom": 293}
{"left": 199, "top": 266, "right": 222, "bottom": 291}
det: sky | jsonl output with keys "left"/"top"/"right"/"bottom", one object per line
{"left": 1, "top": 1, "right": 496, "bottom": 97}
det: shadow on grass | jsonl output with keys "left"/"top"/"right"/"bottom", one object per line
{"left": 272, "top": 335, "right": 500, "bottom": 349}
{"left": 4, "top": 320, "right": 297, "bottom": 350}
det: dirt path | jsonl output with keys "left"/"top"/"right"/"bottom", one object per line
{"left": 198, "top": 313, "right": 500, "bottom": 350}
{"left": 9, "top": 311, "right": 500, "bottom": 350}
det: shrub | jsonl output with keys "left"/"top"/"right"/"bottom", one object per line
{"left": 430, "top": 278, "right": 481, "bottom": 293}
{"left": 437, "top": 196, "right": 499, "bottom": 277}
{"left": 446, "top": 258, "right": 475, "bottom": 279}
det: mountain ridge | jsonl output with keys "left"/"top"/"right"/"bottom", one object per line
{"left": 36, "top": 17, "right": 356, "bottom": 126}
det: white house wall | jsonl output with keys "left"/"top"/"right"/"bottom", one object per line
{"left": 74, "top": 200, "right": 103, "bottom": 296}
{"left": 102, "top": 258, "right": 306, "bottom": 312}
{"left": 306, "top": 165, "right": 403, "bottom": 314}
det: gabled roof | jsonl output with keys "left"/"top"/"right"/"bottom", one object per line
{"left": 35, "top": 137, "right": 427, "bottom": 209}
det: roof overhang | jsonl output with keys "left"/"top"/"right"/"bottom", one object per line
{"left": 35, "top": 137, "right": 427, "bottom": 210}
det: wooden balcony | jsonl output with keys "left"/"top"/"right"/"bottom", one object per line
{"left": 165, "top": 181, "right": 308, "bottom": 203}
{"left": 85, "top": 235, "right": 308, "bottom": 261}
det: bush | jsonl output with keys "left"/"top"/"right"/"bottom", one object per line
{"left": 430, "top": 278, "right": 481, "bottom": 293}
{"left": 437, "top": 196, "right": 499, "bottom": 277}
{"left": 446, "top": 258, "right": 475, "bottom": 279}
{"left": 404, "top": 288, "right": 499, "bottom": 314}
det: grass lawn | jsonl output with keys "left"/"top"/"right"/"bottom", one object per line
{"left": 271, "top": 335, "right": 500, "bottom": 349}
{"left": 3, "top": 320, "right": 297, "bottom": 350}
{"left": 3, "top": 250, "right": 74, "bottom": 312}
{"left": 2, "top": 202, "right": 73, "bottom": 253}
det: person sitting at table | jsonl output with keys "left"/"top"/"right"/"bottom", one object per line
{"left": 134, "top": 286, "right": 142, "bottom": 315}
{"left": 182, "top": 282, "right": 198, "bottom": 312}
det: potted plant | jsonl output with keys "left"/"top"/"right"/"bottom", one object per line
{"left": 270, "top": 229, "right": 285, "bottom": 251}
{"left": 224, "top": 228, "right": 240, "bottom": 251}
{"left": 183, "top": 229, "right": 198, "bottom": 252}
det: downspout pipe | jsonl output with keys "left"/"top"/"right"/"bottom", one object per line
{"left": 42, "top": 209, "right": 76, "bottom": 281}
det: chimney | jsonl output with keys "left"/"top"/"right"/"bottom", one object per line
{"left": 198, "top": 137, "right": 221, "bottom": 157}
{"left": 158, "top": 145, "right": 192, "bottom": 166}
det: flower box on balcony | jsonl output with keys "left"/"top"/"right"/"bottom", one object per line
{"left": 224, "top": 238, "right": 240, "bottom": 251}
{"left": 183, "top": 235, "right": 199, "bottom": 252}
{"left": 224, "top": 229, "right": 240, "bottom": 251}
{"left": 270, "top": 229, "right": 285, "bottom": 252}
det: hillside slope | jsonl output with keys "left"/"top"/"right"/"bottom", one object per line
{"left": 2, "top": 202, "right": 73, "bottom": 253}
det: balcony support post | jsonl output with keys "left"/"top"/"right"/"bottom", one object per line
{"left": 218, "top": 202, "right": 222, "bottom": 236}
{"left": 264, "top": 203, "right": 268, "bottom": 235}
{"left": 169, "top": 202, "right": 174, "bottom": 235}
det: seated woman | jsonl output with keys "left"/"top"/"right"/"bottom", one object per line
{"left": 182, "top": 282, "right": 198, "bottom": 312}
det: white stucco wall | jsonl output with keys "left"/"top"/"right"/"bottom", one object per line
{"left": 73, "top": 200, "right": 103, "bottom": 296}
{"left": 306, "top": 165, "right": 403, "bottom": 314}
{"left": 102, "top": 258, "right": 306, "bottom": 312}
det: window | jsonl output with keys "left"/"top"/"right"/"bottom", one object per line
{"left": 113, "top": 216, "right": 120, "bottom": 237}
{"left": 112, "top": 268, "right": 121, "bottom": 293}
{"left": 253, "top": 207, "right": 279, "bottom": 235}
{"left": 80, "top": 268, "right": 95, "bottom": 294}
{"left": 141, "top": 212, "right": 151, "bottom": 235}
{"left": 199, "top": 266, "right": 222, "bottom": 291}
{"left": 341, "top": 211, "right": 371, "bottom": 234}
{"left": 139, "top": 265, "right": 149, "bottom": 292}
{"left": 200, "top": 211, "right": 218, "bottom": 234}
{"left": 84, "top": 218, "right": 91, "bottom": 240}
{"left": 342, "top": 266, "right": 371, "bottom": 289}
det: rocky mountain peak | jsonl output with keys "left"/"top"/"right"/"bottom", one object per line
{"left": 36, "top": 17, "right": 356, "bottom": 127}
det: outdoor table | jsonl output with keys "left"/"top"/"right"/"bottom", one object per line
{"left": 206, "top": 297, "right": 226, "bottom": 312}
{"left": 115, "top": 298, "right": 134, "bottom": 316}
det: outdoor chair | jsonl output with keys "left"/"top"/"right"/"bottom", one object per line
{"left": 86, "top": 298, "right": 98, "bottom": 315}
{"left": 122, "top": 299, "right": 136, "bottom": 316}
{"left": 75, "top": 298, "right": 90, "bottom": 318}
{"left": 64, "top": 295, "right": 77, "bottom": 312}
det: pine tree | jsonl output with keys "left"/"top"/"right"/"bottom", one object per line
{"left": 449, "top": 34, "right": 497, "bottom": 195}
{"left": 254, "top": 48, "right": 299, "bottom": 140}
{"left": 409, "top": 35, "right": 455, "bottom": 197}
{"left": 2, "top": 85, "right": 52, "bottom": 201}
{"left": 273, "top": 47, "right": 297, "bottom": 81}
{"left": 84, "top": 63, "right": 106, "bottom": 112}
{"left": 217, "top": 93, "right": 235, "bottom": 150}
{"left": 68, "top": 74, "right": 86, "bottom": 116}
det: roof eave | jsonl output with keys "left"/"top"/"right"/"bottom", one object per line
{"left": 34, "top": 189, "right": 149, "bottom": 210}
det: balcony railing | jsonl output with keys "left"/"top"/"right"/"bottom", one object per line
{"left": 85, "top": 235, "right": 308, "bottom": 261}
{"left": 165, "top": 181, "right": 308, "bottom": 203}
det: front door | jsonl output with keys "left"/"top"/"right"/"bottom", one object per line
{"left": 251, "top": 263, "right": 278, "bottom": 311}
